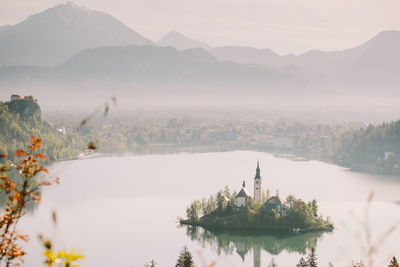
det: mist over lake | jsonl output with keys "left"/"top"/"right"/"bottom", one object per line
{"left": 19, "top": 151, "right": 400, "bottom": 266}
{"left": 1, "top": 1, "right": 400, "bottom": 266}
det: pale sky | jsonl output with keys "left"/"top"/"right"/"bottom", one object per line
{"left": 0, "top": 0, "right": 399, "bottom": 55}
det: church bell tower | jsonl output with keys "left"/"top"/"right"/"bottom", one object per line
{"left": 254, "top": 160, "right": 262, "bottom": 202}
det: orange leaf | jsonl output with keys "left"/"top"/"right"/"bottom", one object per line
{"left": 35, "top": 153, "right": 46, "bottom": 159}
{"left": 30, "top": 136, "right": 36, "bottom": 144}
{"left": 87, "top": 142, "right": 97, "bottom": 150}
{"left": 16, "top": 150, "right": 25, "bottom": 156}
{"left": 18, "top": 234, "right": 29, "bottom": 242}
{"left": 0, "top": 154, "right": 7, "bottom": 158}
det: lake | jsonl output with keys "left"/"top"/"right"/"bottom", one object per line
{"left": 19, "top": 151, "right": 400, "bottom": 266}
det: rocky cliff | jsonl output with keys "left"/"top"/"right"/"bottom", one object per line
{"left": 5, "top": 98, "right": 41, "bottom": 122}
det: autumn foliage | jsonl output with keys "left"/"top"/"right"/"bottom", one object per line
{"left": 0, "top": 136, "right": 59, "bottom": 266}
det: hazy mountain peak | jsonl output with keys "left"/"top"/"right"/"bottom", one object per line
{"left": 159, "top": 30, "right": 212, "bottom": 51}
{"left": 362, "top": 30, "right": 400, "bottom": 47}
{"left": 164, "top": 30, "right": 184, "bottom": 37}
{"left": 64, "top": 1, "right": 81, "bottom": 8}
{"left": 0, "top": 2, "right": 154, "bottom": 66}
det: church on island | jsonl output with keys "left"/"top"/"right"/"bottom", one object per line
{"left": 235, "top": 161, "right": 295, "bottom": 216}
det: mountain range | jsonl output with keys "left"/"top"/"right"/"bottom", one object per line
{"left": 158, "top": 31, "right": 212, "bottom": 51}
{"left": 0, "top": 2, "right": 153, "bottom": 66}
{"left": 0, "top": 1, "right": 399, "bottom": 104}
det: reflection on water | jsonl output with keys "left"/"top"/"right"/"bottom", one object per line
{"left": 183, "top": 225, "right": 329, "bottom": 267}
{"left": 17, "top": 152, "right": 400, "bottom": 266}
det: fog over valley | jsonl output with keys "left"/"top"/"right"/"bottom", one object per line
{"left": 0, "top": 2, "right": 400, "bottom": 117}
{"left": 1, "top": 2, "right": 400, "bottom": 267}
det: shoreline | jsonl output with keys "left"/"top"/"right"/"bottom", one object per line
{"left": 179, "top": 219, "right": 334, "bottom": 234}
{"left": 63, "top": 144, "right": 399, "bottom": 177}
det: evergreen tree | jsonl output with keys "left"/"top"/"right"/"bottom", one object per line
{"left": 144, "top": 259, "right": 156, "bottom": 267}
{"left": 389, "top": 256, "right": 399, "bottom": 267}
{"left": 216, "top": 191, "right": 227, "bottom": 211}
{"left": 268, "top": 258, "right": 277, "bottom": 267}
{"left": 297, "top": 257, "right": 308, "bottom": 267}
{"left": 311, "top": 199, "right": 318, "bottom": 217}
{"left": 175, "top": 246, "right": 194, "bottom": 267}
{"left": 307, "top": 247, "right": 318, "bottom": 267}
{"left": 186, "top": 200, "right": 201, "bottom": 221}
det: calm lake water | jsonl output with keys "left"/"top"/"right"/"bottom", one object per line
{"left": 19, "top": 151, "right": 400, "bottom": 266}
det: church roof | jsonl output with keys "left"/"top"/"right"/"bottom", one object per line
{"left": 236, "top": 187, "right": 251, "bottom": 198}
{"left": 265, "top": 196, "right": 285, "bottom": 205}
{"left": 254, "top": 160, "right": 261, "bottom": 179}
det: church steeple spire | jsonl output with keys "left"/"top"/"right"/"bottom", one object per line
{"left": 255, "top": 160, "right": 261, "bottom": 179}
{"left": 253, "top": 160, "right": 262, "bottom": 202}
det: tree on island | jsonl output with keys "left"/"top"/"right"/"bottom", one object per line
{"left": 311, "top": 199, "right": 318, "bottom": 217}
{"left": 216, "top": 191, "right": 227, "bottom": 211}
{"left": 175, "top": 246, "right": 194, "bottom": 267}
{"left": 297, "top": 257, "right": 308, "bottom": 267}
{"left": 286, "top": 194, "right": 296, "bottom": 206}
{"left": 389, "top": 256, "right": 399, "bottom": 267}
{"left": 186, "top": 200, "right": 201, "bottom": 221}
{"left": 307, "top": 247, "right": 318, "bottom": 267}
{"left": 266, "top": 189, "right": 271, "bottom": 200}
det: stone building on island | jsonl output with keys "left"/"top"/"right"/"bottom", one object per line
{"left": 235, "top": 161, "right": 297, "bottom": 217}
{"left": 235, "top": 181, "right": 251, "bottom": 207}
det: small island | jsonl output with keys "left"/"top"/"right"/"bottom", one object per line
{"left": 180, "top": 161, "right": 334, "bottom": 232}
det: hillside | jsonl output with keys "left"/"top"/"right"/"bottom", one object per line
{"left": 50, "top": 45, "right": 300, "bottom": 89}
{"left": 333, "top": 120, "right": 400, "bottom": 174}
{"left": 158, "top": 31, "right": 212, "bottom": 50}
{"left": 0, "top": 2, "right": 154, "bottom": 66}
{"left": 0, "top": 96, "right": 83, "bottom": 163}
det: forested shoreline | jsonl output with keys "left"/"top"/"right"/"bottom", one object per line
{"left": 45, "top": 110, "right": 400, "bottom": 175}
{"left": 0, "top": 99, "right": 84, "bottom": 163}
{"left": 1, "top": 96, "right": 399, "bottom": 175}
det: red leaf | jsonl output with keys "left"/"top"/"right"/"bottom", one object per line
{"left": 16, "top": 150, "right": 25, "bottom": 156}
{"left": 87, "top": 142, "right": 97, "bottom": 150}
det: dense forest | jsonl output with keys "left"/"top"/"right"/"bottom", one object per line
{"left": 0, "top": 99, "right": 84, "bottom": 163}
{"left": 332, "top": 121, "right": 400, "bottom": 174}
